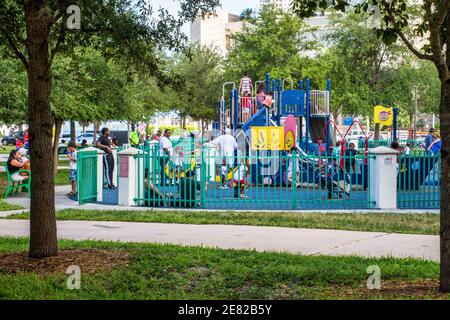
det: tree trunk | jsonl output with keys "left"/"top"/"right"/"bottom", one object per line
{"left": 440, "top": 80, "right": 450, "bottom": 292}
{"left": 53, "top": 118, "right": 63, "bottom": 176}
{"left": 70, "top": 120, "right": 76, "bottom": 142}
{"left": 93, "top": 122, "right": 100, "bottom": 144}
{"left": 24, "top": 1, "right": 58, "bottom": 258}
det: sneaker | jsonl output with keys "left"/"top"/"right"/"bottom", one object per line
{"left": 220, "top": 185, "right": 228, "bottom": 190}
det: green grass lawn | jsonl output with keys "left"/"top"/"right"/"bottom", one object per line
{"left": 0, "top": 200, "right": 22, "bottom": 211}
{"left": 55, "top": 169, "right": 71, "bottom": 186}
{"left": 0, "top": 237, "right": 444, "bottom": 300}
{"left": 7, "top": 209, "right": 439, "bottom": 235}
{"left": 0, "top": 146, "right": 14, "bottom": 154}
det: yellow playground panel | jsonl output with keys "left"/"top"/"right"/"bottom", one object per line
{"left": 374, "top": 105, "right": 394, "bottom": 127}
{"left": 251, "top": 126, "right": 286, "bottom": 151}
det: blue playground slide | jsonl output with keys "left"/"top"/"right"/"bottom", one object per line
{"left": 241, "top": 107, "right": 272, "bottom": 133}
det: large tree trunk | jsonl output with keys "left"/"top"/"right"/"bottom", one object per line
{"left": 440, "top": 80, "right": 450, "bottom": 292}
{"left": 53, "top": 118, "right": 63, "bottom": 175}
{"left": 24, "top": 1, "right": 58, "bottom": 259}
{"left": 70, "top": 120, "right": 76, "bottom": 142}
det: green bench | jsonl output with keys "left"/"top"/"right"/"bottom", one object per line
{"left": 2, "top": 163, "right": 31, "bottom": 198}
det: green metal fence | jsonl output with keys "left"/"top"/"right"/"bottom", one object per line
{"left": 133, "top": 145, "right": 375, "bottom": 210}
{"left": 397, "top": 153, "right": 440, "bottom": 209}
{"left": 77, "top": 150, "right": 98, "bottom": 205}
{"left": 353, "top": 138, "right": 424, "bottom": 150}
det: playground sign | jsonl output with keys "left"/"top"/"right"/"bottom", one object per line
{"left": 251, "top": 126, "right": 285, "bottom": 151}
{"left": 374, "top": 105, "right": 394, "bottom": 126}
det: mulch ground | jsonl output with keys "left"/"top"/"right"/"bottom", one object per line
{"left": 329, "top": 279, "right": 448, "bottom": 299}
{"left": 0, "top": 249, "right": 130, "bottom": 277}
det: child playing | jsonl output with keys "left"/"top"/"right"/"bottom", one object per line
{"left": 220, "top": 159, "right": 229, "bottom": 190}
{"left": 233, "top": 158, "right": 250, "bottom": 198}
{"left": 66, "top": 141, "right": 77, "bottom": 197}
{"left": 241, "top": 91, "right": 251, "bottom": 122}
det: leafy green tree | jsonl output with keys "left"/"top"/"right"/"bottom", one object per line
{"left": 225, "top": 5, "right": 318, "bottom": 84}
{"left": 0, "top": 0, "right": 219, "bottom": 259}
{"left": 0, "top": 55, "right": 27, "bottom": 126}
{"left": 173, "top": 45, "right": 224, "bottom": 130}
{"left": 303, "top": 12, "right": 440, "bottom": 123}
{"left": 292, "top": 0, "right": 450, "bottom": 292}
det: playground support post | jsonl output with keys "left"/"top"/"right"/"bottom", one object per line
{"left": 277, "top": 79, "right": 282, "bottom": 125}
{"left": 298, "top": 80, "right": 304, "bottom": 143}
{"left": 305, "top": 79, "right": 311, "bottom": 152}
{"left": 326, "top": 79, "right": 332, "bottom": 153}
{"left": 265, "top": 73, "right": 270, "bottom": 94}
{"left": 232, "top": 89, "right": 239, "bottom": 130}
{"left": 393, "top": 106, "right": 399, "bottom": 141}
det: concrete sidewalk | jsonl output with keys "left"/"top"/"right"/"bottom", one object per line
{"left": 0, "top": 219, "right": 439, "bottom": 261}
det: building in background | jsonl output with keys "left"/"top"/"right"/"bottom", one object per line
{"left": 260, "top": 0, "right": 292, "bottom": 10}
{"left": 190, "top": 12, "right": 245, "bottom": 55}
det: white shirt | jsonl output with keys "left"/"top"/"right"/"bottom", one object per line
{"left": 159, "top": 136, "right": 173, "bottom": 156}
{"left": 212, "top": 134, "right": 238, "bottom": 158}
{"left": 233, "top": 164, "right": 247, "bottom": 181}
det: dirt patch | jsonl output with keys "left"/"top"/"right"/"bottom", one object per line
{"left": 0, "top": 249, "right": 130, "bottom": 277}
{"left": 328, "top": 279, "right": 448, "bottom": 300}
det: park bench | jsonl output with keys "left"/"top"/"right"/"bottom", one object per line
{"left": 2, "top": 163, "right": 31, "bottom": 198}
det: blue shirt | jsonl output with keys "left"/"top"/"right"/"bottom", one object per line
{"left": 425, "top": 134, "right": 435, "bottom": 150}
{"left": 431, "top": 140, "right": 441, "bottom": 154}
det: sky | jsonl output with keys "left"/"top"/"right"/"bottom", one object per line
{"left": 150, "top": 0, "right": 260, "bottom": 34}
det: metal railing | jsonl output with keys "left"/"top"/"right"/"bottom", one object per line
{"left": 397, "top": 153, "right": 440, "bottom": 209}
{"left": 133, "top": 147, "right": 375, "bottom": 210}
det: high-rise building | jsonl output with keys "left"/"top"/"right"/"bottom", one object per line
{"left": 190, "top": 12, "right": 245, "bottom": 55}
{"left": 260, "top": 0, "right": 292, "bottom": 11}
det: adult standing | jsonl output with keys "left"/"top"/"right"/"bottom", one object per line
{"left": 152, "top": 130, "right": 162, "bottom": 141}
{"left": 211, "top": 128, "right": 238, "bottom": 174}
{"left": 96, "top": 127, "right": 116, "bottom": 190}
{"left": 425, "top": 128, "right": 436, "bottom": 153}
{"left": 159, "top": 129, "right": 173, "bottom": 186}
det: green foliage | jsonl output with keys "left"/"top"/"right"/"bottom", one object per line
{"left": 173, "top": 45, "right": 224, "bottom": 123}
{"left": 0, "top": 55, "right": 27, "bottom": 126}
{"left": 225, "top": 5, "right": 318, "bottom": 84}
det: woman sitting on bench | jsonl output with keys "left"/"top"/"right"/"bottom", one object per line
{"left": 6, "top": 149, "right": 30, "bottom": 182}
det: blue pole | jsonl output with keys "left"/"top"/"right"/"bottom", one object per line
{"left": 265, "top": 73, "right": 270, "bottom": 94}
{"left": 232, "top": 89, "right": 239, "bottom": 130}
{"left": 277, "top": 79, "right": 282, "bottom": 125}
{"left": 326, "top": 79, "right": 332, "bottom": 152}
{"left": 393, "top": 105, "right": 398, "bottom": 141}
{"left": 305, "top": 79, "right": 310, "bottom": 153}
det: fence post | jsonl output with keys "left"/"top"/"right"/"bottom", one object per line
{"left": 369, "top": 146, "right": 399, "bottom": 210}
{"left": 118, "top": 147, "right": 144, "bottom": 206}
{"left": 112, "top": 148, "right": 118, "bottom": 189}
{"left": 77, "top": 147, "right": 104, "bottom": 203}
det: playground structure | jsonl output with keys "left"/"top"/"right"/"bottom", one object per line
{"left": 215, "top": 73, "right": 337, "bottom": 154}
{"left": 69, "top": 73, "right": 441, "bottom": 211}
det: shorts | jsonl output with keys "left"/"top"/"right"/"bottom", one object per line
{"left": 242, "top": 107, "right": 250, "bottom": 114}
{"left": 11, "top": 173, "right": 26, "bottom": 182}
{"left": 69, "top": 169, "right": 77, "bottom": 182}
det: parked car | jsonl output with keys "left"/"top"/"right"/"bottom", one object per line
{"left": 59, "top": 133, "right": 72, "bottom": 144}
{"left": 1, "top": 131, "right": 26, "bottom": 146}
{"left": 76, "top": 133, "right": 94, "bottom": 144}
{"left": 346, "top": 130, "right": 370, "bottom": 141}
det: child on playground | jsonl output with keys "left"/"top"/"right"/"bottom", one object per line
{"left": 66, "top": 141, "right": 77, "bottom": 197}
{"left": 233, "top": 157, "right": 250, "bottom": 198}
{"left": 241, "top": 91, "right": 252, "bottom": 122}
{"left": 221, "top": 159, "right": 229, "bottom": 189}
